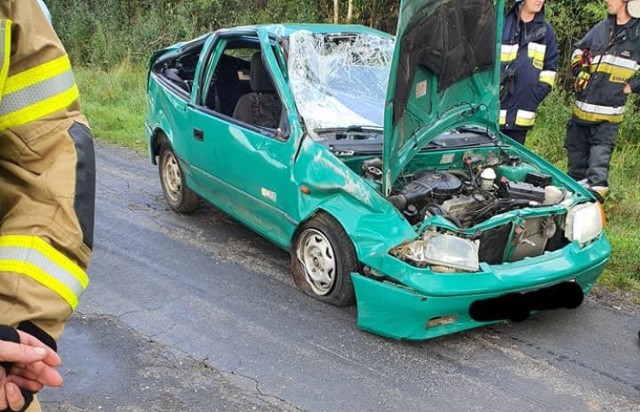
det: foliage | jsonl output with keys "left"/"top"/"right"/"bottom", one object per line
{"left": 75, "top": 65, "right": 148, "bottom": 151}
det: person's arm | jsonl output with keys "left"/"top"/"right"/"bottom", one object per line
{"left": 571, "top": 26, "right": 596, "bottom": 77}
{"left": 626, "top": 72, "right": 640, "bottom": 94}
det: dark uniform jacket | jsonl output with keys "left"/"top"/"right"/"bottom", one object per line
{"left": 500, "top": 4, "right": 558, "bottom": 131}
{"left": 572, "top": 17, "right": 640, "bottom": 124}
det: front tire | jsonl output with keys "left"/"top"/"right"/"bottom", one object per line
{"left": 291, "top": 213, "right": 357, "bottom": 307}
{"left": 158, "top": 144, "right": 200, "bottom": 213}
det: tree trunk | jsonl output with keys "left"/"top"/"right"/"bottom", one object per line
{"left": 334, "top": 0, "right": 340, "bottom": 23}
{"left": 347, "top": 0, "right": 353, "bottom": 22}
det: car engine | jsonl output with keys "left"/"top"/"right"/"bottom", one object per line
{"left": 362, "top": 156, "right": 567, "bottom": 229}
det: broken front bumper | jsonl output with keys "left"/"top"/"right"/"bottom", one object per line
{"left": 351, "top": 237, "right": 610, "bottom": 340}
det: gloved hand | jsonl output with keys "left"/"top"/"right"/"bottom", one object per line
{"left": 574, "top": 69, "right": 591, "bottom": 93}
{"left": 571, "top": 49, "right": 592, "bottom": 74}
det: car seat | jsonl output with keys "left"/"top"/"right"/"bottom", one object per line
{"left": 232, "top": 52, "right": 282, "bottom": 129}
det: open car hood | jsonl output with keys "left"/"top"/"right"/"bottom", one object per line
{"left": 383, "top": 0, "right": 503, "bottom": 195}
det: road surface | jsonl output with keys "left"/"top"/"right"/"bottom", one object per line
{"left": 40, "top": 143, "right": 640, "bottom": 411}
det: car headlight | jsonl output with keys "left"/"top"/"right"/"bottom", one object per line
{"left": 391, "top": 232, "right": 479, "bottom": 272}
{"left": 565, "top": 202, "right": 605, "bottom": 245}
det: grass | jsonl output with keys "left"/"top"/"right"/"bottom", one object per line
{"left": 75, "top": 64, "right": 148, "bottom": 152}
{"left": 76, "top": 67, "right": 640, "bottom": 297}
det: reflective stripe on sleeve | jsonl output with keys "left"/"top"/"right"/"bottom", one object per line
{"left": 571, "top": 49, "right": 583, "bottom": 60}
{"left": 515, "top": 109, "right": 536, "bottom": 127}
{"left": 0, "top": 20, "right": 11, "bottom": 98}
{"left": 0, "top": 235, "right": 89, "bottom": 309}
{"left": 499, "top": 110, "right": 507, "bottom": 126}
{"left": 573, "top": 100, "right": 625, "bottom": 123}
{"left": 501, "top": 44, "right": 518, "bottom": 62}
{"left": 539, "top": 70, "right": 557, "bottom": 86}
{"left": 0, "top": 55, "right": 79, "bottom": 131}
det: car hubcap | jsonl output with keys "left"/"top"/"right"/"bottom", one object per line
{"left": 297, "top": 229, "right": 336, "bottom": 296}
{"left": 163, "top": 152, "right": 182, "bottom": 203}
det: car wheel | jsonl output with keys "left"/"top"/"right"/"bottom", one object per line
{"left": 291, "top": 213, "right": 357, "bottom": 307}
{"left": 159, "top": 144, "right": 200, "bottom": 213}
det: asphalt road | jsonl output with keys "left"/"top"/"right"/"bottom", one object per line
{"left": 40, "top": 142, "right": 640, "bottom": 411}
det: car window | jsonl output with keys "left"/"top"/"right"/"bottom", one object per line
{"left": 203, "top": 42, "right": 286, "bottom": 138}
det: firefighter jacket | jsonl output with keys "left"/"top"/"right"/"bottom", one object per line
{"left": 499, "top": 4, "right": 558, "bottom": 131}
{"left": 571, "top": 17, "right": 640, "bottom": 124}
{"left": 0, "top": 0, "right": 95, "bottom": 343}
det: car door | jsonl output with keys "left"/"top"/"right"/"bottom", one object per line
{"left": 186, "top": 30, "right": 300, "bottom": 248}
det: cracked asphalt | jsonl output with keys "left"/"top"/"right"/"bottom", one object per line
{"left": 39, "top": 142, "right": 640, "bottom": 411}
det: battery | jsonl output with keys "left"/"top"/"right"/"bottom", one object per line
{"left": 501, "top": 181, "right": 546, "bottom": 202}
{"left": 525, "top": 172, "right": 552, "bottom": 188}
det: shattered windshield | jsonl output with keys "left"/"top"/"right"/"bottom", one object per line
{"left": 288, "top": 31, "right": 394, "bottom": 137}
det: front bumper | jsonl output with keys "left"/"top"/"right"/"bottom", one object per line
{"left": 352, "top": 237, "right": 610, "bottom": 340}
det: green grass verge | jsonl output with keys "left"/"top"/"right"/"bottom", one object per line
{"left": 76, "top": 65, "right": 148, "bottom": 152}
{"left": 77, "top": 67, "right": 640, "bottom": 295}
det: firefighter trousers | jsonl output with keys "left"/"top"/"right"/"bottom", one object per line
{"left": 565, "top": 118, "right": 618, "bottom": 187}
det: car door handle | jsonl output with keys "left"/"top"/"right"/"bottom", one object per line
{"left": 193, "top": 128, "right": 204, "bottom": 141}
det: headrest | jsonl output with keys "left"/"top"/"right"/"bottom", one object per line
{"left": 250, "top": 52, "right": 276, "bottom": 93}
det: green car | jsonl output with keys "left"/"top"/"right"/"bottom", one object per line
{"left": 145, "top": 0, "right": 610, "bottom": 340}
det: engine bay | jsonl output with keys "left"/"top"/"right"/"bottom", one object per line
{"left": 361, "top": 151, "right": 568, "bottom": 230}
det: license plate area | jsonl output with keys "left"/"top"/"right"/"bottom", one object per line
{"left": 469, "top": 281, "right": 584, "bottom": 322}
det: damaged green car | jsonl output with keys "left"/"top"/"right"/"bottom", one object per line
{"left": 145, "top": 0, "right": 610, "bottom": 340}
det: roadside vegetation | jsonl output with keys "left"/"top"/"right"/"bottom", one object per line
{"left": 58, "top": 0, "right": 639, "bottom": 298}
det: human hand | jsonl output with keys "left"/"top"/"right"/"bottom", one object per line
{"left": 0, "top": 368, "right": 26, "bottom": 412}
{"left": 623, "top": 83, "right": 632, "bottom": 95}
{"left": 0, "top": 330, "right": 63, "bottom": 391}
{"left": 574, "top": 70, "right": 591, "bottom": 93}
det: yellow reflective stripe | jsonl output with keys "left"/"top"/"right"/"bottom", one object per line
{"left": 594, "top": 64, "right": 636, "bottom": 83}
{"left": 527, "top": 42, "right": 546, "bottom": 62}
{"left": 0, "top": 84, "right": 79, "bottom": 130}
{"left": 0, "top": 260, "right": 79, "bottom": 309}
{"left": 501, "top": 44, "right": 518, "bottom": 62}
{"left": 539, "top": 70, "right": 556, "bottom": 86}
{"left": 4, "top": 55, "right": 72, "bottom": 95}
{"left": 515, "top": 109, "right": 536, "bottom": 127}
{"left": 575, "top": 100, "right": 626, "bottom": 116}
{"left": 592, "top": 54, "right": 639, "bottom": 70}
{"left": 0, "top": 20, "right": 11, "bottom": 96}
{"left": 0, "top": 54, "right": 79, "bottom": 131}
{"left": 0, "top": 235, "right": 89, "bottom": 309}
{"left": 499, "top": 109, "right": 507, "bottom": 126}
{"left": 589, "top": 56, "right": 638, "bottom": 83}
{"left": 573, "top": 103, "right": 625, "bottom": 123}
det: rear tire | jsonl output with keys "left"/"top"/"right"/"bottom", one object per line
{"left": 158, "top": 144, "right": 200, "bottom": 213}
{"left": 291, "top": 213, "right": 357, "bottom": 307}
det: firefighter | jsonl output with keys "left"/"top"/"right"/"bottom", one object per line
{"left": 566, "top": 0, "right": 640, "bottom": 196}
{"left": 499, "top": 0, "right": 559, "bottom": 145}
{"left": 0, "top": 0, "right": 96, "bottom": 410}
